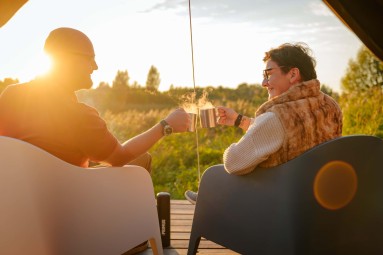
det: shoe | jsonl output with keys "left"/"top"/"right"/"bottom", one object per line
{"left": 185, "top": 190, "right": 198, "bottom": 205}
{"left": 123, "top": 241, "right": 148, "bottom": 255}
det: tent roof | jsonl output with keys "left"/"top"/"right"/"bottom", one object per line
{"left": 323, "top": 0, "right": 383, "bottom": 61}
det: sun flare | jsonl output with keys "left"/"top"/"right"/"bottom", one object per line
{"left": 28, "top": 52, "right": 53, "bottom": 78}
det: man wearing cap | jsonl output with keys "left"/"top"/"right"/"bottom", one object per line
{"left": 0, "top": 27, "right": 189, "bottom": 254}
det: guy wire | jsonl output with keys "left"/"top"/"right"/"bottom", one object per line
{"left": 188, "top": 0, "right": 201, "bottom": 184}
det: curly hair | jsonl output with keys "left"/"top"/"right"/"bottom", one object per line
{"left": 263, "top": 42, "right": 317, "bottom": 81}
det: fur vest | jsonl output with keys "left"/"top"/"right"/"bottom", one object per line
{"left": 255, "top": 79, "right": 342, "bottom": 168}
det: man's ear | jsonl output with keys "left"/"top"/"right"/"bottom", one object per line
{"left": 289, "top": 67, "right": 301, "bottom": 83}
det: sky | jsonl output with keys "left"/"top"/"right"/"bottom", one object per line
{"left": 0, "top": 0, "right": 363, "bottom": 92}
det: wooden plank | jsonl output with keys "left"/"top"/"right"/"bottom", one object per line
{"left": 171, "top": 219, "right": 193, "bottom": 226}
{"left": 171, "top": 209, "right": 194, "bottom": 215}
{"left": 170, "top": 232, "right": 191, "bottom": 239}
{"left": 169, "top": 239, "right": 226, "bottom": 249}
{"left": 140, "top": 248, "right": 239, "bottom": 255}
{"left": 171, "top": 213, "right": 194, "bottom": 218}
{"left": 171, "top": 202, "right": 192, "bottom": 209}
{"left": 137, "top": 200, "right": 239, "bottom": 255}
{"left": 171, "top": 214, "right": 194, "bottom": 220}
{"left": 171, "top": 200, "right": 192, "bottom": 205}
{"left": 170, "top": 201, "right": 195, "bottom": 214}
{"left": 168, "top": 249, "right": 240, "bottom": 255}
{"left": 170, "top": 225, "right": 192, "bottom": 232}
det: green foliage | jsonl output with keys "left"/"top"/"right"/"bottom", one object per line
{"left": 340, "top": 46, "right": 383, "bottom": 138}
{"left": 320, "top": 84, "right": 340, "bottom": 101}
{"left": 146, "top": 65, "right": 161, "bottom": 92}
{"left": 165, "top": 83, "right": 267, "bottom": 108}
{"left": 103, "top": 109, "right": 167, "bottom": 141}
{"left": 341, "top": 46, "right": 383, "bottom": 92}
{"left": 340, "top": 87, "right": 383, "bottom": 137}
{"left": 112, "top": 70, "right": 130, "bottom": 90}
{"left": 76, "top": 85, "right": 177, "bottom": 113}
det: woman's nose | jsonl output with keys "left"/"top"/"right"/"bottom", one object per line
{"left": 261, "top": 78, "right": 268, "bottom": 87}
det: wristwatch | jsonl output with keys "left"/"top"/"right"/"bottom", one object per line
{"left": 160, "top": 120, "right": 173, "bottom": 136}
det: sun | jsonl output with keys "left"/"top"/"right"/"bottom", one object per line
{"left": 35, "top": 52, "right": 53, "bottom": 76}
{"left": 17, "top": 51, "right": 52, "bottom": 82}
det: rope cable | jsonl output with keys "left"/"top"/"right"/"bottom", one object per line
{"left": 188, "top": 0, "right": 201, "bottom": 184}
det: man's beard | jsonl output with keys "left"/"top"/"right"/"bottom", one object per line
{"left": 73, "top": 75, "right": 93, "bottom": 91}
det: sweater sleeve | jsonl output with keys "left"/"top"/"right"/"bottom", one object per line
{"left": 223, "top": 112, "right": 284, "bottom": 175}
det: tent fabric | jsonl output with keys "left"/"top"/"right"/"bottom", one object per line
{"left": 323, "top": 0, "right": 383, "bottom": 61}
{"left": 0, "top": 0, "right": 28, "bottom": 27}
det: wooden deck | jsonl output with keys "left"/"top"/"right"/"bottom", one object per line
{"left": 139, "top": 200, "right": 239, "bottom": 255}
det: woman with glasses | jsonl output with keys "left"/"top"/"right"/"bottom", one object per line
{"left": 185, "top": 42, "right": 342, "bottom": 204}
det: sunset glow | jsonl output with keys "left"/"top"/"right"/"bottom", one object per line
{"left": 1, "top": 0, "right": 362, "bottom": 91}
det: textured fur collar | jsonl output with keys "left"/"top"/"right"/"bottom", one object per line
{"left": 256, "top": 79, "right": 321, "bottom": 116}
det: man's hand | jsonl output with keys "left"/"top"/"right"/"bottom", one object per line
{"left": 164, "top": 108, "right": 190, "bottom": 133}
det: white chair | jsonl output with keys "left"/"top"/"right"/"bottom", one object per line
{"left": 0, "top": 136, "right": 163, "bottom": 255}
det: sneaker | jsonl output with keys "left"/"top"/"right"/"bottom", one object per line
{"left": 123, "top": 241, "right": 148, "bottom": 255}
{"left": 185, "top": 190, "right": 198, "bottom": 205}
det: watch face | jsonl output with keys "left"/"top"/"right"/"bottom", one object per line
{"left": 164, "top": 125, "right": 173, "bottom": 136}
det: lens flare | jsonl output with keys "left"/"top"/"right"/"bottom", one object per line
{"left": 314, "top": 160, "right": 357, "bottom": 210}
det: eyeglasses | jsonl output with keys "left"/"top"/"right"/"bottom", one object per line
{"left": 263, "top": 66, "right": 286, "bottom": 80}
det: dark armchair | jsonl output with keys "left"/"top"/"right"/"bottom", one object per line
{"left": 188, "top": 135, "right": 383, "bottom": 255}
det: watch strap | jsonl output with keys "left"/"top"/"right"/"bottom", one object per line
{"left": 160, "top": 120, "right": 169, "bottom": 127}
{"left": 234, "top": 114, "right": 243, "bottom": 127}
{"left": 160, "top": 119, "right": 172, "bottom": 136}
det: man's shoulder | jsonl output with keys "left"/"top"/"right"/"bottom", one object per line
{"left": 2, "top": 81, "right": 28, "bottom": 91}
{"left": 0, "top": 82, "right": 32, "bottom": 101}
{"left": 72, "top": 102, "right": 106, "bottom": 127}
{"left": 76, "top": 102, "right": 100, "bottom": 116}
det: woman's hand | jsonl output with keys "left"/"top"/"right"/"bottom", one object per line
{"left": 217, "top": 106, "right": 239, "bottom": 126}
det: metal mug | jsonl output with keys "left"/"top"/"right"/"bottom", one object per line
{"left": 188, "top": 113, "right": 197, "bottom": 132}
{"left": 199, "top": 108, "right": 217, "bottom": 128}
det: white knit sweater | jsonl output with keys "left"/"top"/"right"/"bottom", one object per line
{"left": 223, "top": 112, "right": 284, "bottom": 175}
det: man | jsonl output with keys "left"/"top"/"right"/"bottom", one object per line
{"left": 0, "top": 27, "right": 190, "bottom": 167}
{"left": 0, "top": 27, "right": 190, "bottom": 254}
{"left": 185, "top": 42, "right": 342, "bottom": 204}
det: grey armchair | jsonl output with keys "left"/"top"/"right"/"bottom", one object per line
{"left": 188, "top": 135, "right": 383, "bottom": 255}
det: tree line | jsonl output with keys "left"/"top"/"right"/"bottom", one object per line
{"left": 1, "top": 45, "right": 382, "bottom": 137}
